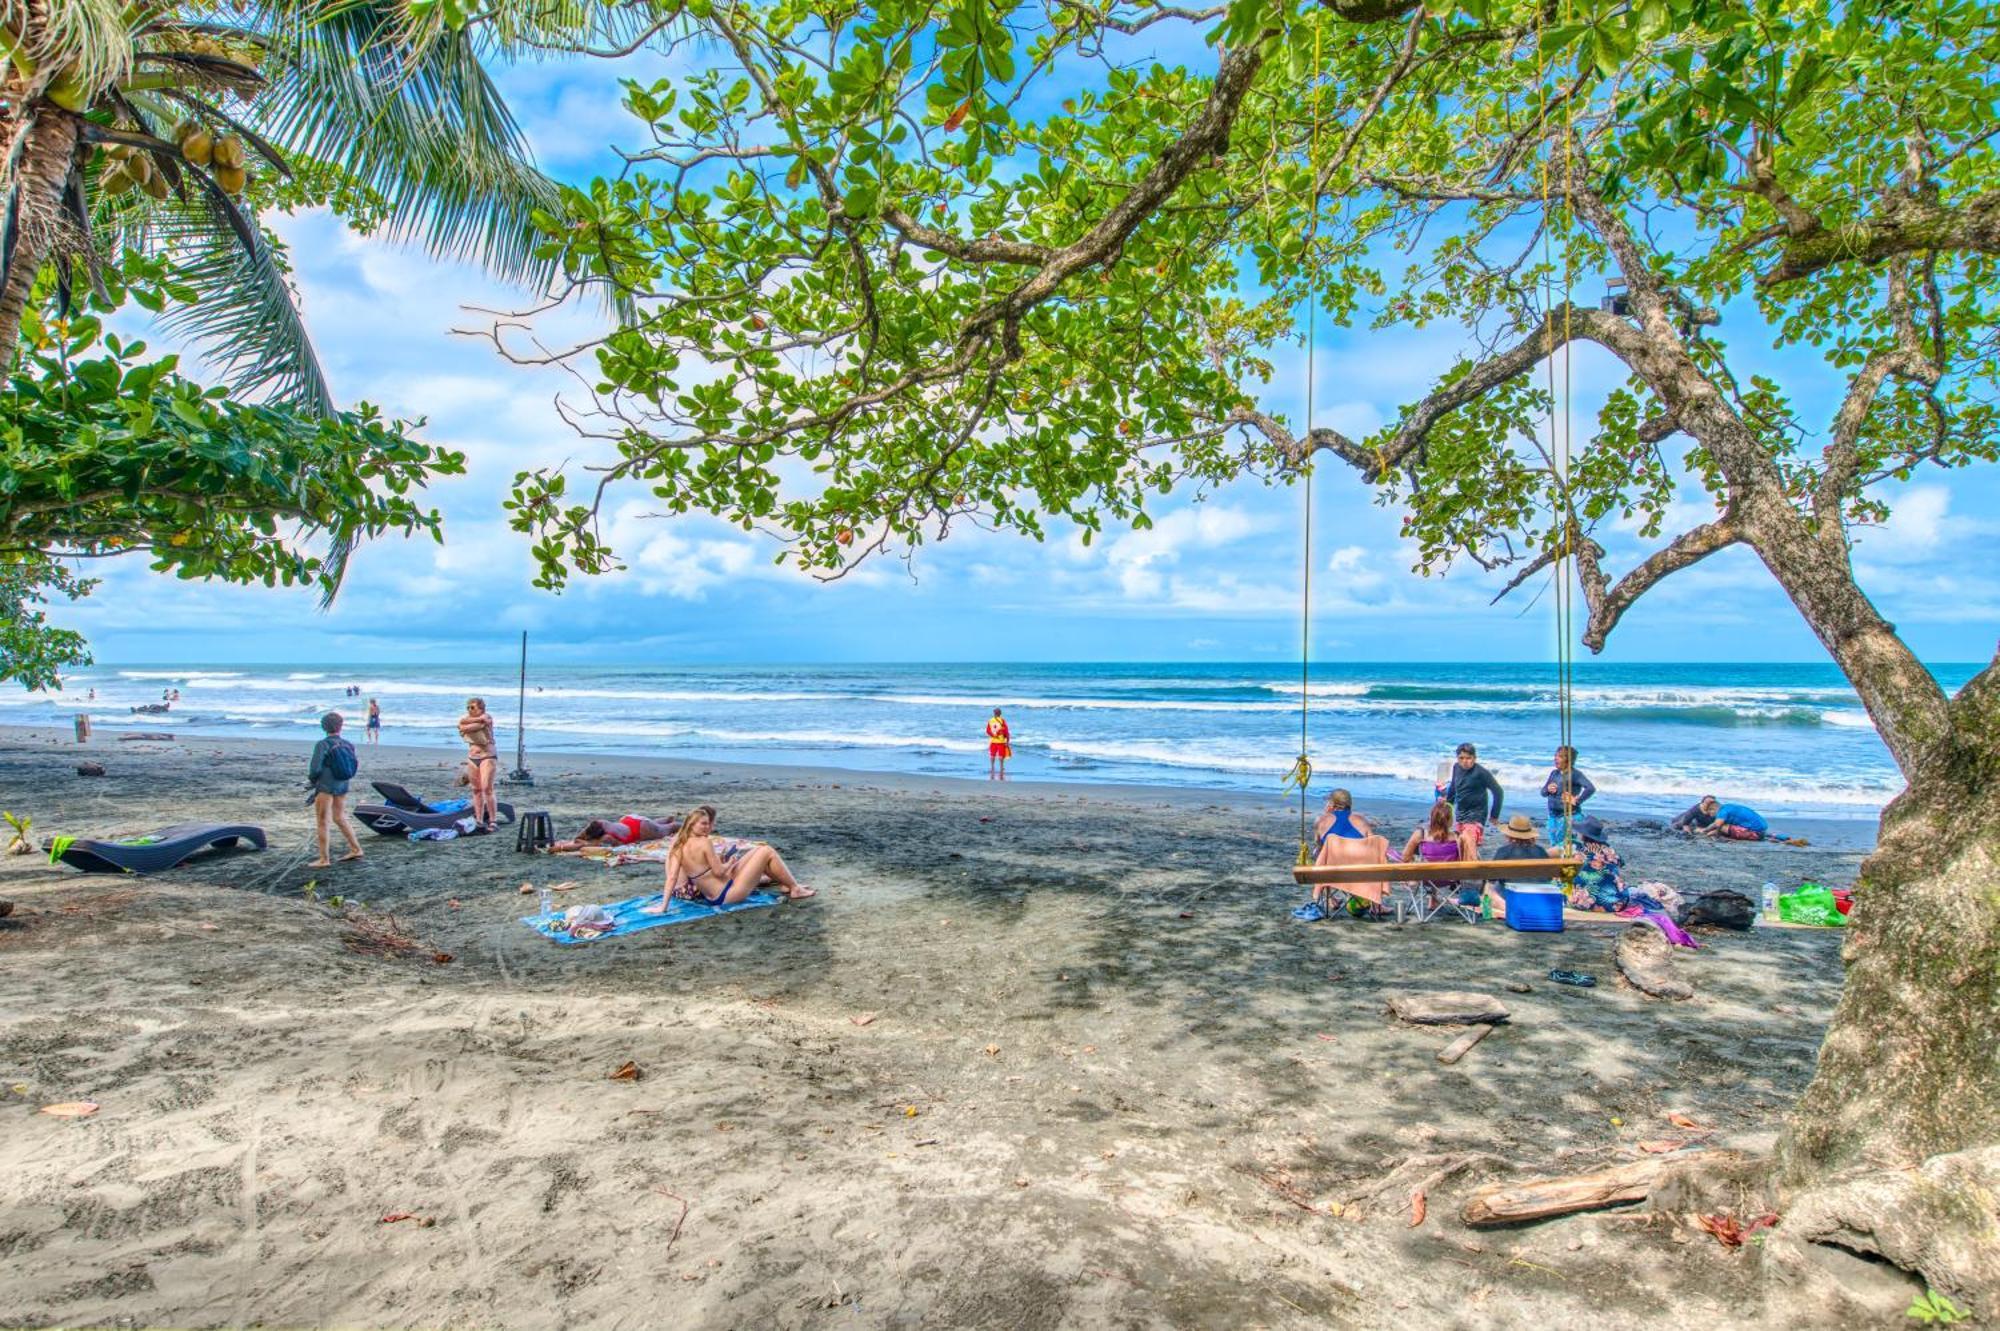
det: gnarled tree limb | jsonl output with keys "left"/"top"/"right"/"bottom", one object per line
{"left": 1758, "top": 189, "right": 2000, "bottom": 287}
{"left": 1573, "top": 517, "right": 1741, "bottom": 651}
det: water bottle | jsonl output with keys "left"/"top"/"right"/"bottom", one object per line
{"left": 537, "top": 885, "right": 553, "bottom": 920}
{"left": 1759, "top": 881, "right": 1779, "bottom": 923}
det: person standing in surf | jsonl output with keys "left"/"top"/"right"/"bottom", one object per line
{"left": 986, "top": 708, "right": 1012, "bottom": 780}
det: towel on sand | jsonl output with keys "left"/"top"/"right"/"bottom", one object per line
{"left": 522, "top": 888, "right": 780, "bottom": 944}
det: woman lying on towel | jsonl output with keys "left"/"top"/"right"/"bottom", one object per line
{"left": 645, "top": 805, "right": 816, "bottom": 912}
{"left": 553, "top": 815, "right": 677, "bottom": 852}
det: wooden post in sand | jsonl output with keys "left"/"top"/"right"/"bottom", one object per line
{"left": 507, "top": 631, "right": 533, "bottom": 787}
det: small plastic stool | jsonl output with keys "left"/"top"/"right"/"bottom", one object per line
{"left": 516, "top": 810, "right": 554, "bottom": 854}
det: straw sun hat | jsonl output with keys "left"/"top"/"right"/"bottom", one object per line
{"left": 1502, "top": 814, "right": 1539, "bottom": 842}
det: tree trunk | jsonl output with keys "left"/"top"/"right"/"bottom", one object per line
{"left": 1781, "top": 776, "right": 2000, "bottom": 1178}
{"left": 1650, "top": 369, "right": 1999, "bottom": 1304}
{"left": 1766, "top": 769, "right": 2000, "bottom": 1305}
{"left": 0, "top": 108, "right": 78, "bottom": 369}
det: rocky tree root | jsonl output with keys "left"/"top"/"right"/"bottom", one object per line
{"left": 1645, "top": 1146, "right": 1997, "bottom": 1318}
{"left": 1763, "top": 1147, "right": 2000, "bottom": 1318}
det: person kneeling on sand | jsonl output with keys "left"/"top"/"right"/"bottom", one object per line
{"left": 645, "top": 805, "right": 816, "bottom": 913}
{"left": 554, "top": 815, "right": 677, "bottom": 853}
{"left": 1672, "top": 795, "right": 1776, "bottom": 841}
{"left": 307, "top": 712, "right": 364, "bottom": 868}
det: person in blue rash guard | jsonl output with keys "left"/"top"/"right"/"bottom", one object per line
{"left": 1672, "top": 795, "right": 1773, "bottom": 840}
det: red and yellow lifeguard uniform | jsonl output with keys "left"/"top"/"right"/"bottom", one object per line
{"left": 986, "top": 716, "right": 1012, "bottom": 758}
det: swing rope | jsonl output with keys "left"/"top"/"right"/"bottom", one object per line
{"left": 1289, "top": 17, "right": 1327, "bottom": 865}
{"left": 1286, "top": 12, "right": 1580, "bottom": 877}
{"left": 1538, "top": 0, "right": 1580, "bottom": 855}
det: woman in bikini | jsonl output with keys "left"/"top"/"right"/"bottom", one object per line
{"left": 456, "top": 697, "right": 499, "bottom": 831}
{"left": 646, "top": 805, "right": 815, "bottom": 913}
{"left": 553, "top": 814, "right": 676, "bottom": 853}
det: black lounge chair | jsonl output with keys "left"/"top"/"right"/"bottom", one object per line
{"left": 49, "top": 823, "right": 267, "bottom": 875}
{"left": 353, "top": 783, "right": 515, "bottom": 837}
{"left": 371, "top": 781, "right": 430, "bottom": 810}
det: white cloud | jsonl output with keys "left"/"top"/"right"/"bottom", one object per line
{"left": 1858, "top": 485, "right": 1954, "bottom": 561}
{"left": 1101, "top": 504, "right": 1266, "bottom": 602}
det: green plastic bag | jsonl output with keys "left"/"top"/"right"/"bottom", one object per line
{"left": 1779, "top": 882, "right": 1846, "bottom": 928}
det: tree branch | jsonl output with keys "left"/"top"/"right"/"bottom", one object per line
{"left": 1815, "top": 262, "right": 1944, "bottom": 545}
{"left": 1260, "top": 303, "right": 1604, "bottom": 480}
{"left": 1573, "top": 517, "right": 1741, "bottom": 651}
{"left": 1316, "top": 0, "right": 1422, "bottom": 20}
{"left": 878, "top": 209, "right": 1054, "bottom": 266}
{"left": 1758, "top": 190, "right": 2000, "bottom": 288}
{"left": 960, "top": 42, "right": 1270, "bottom": 345}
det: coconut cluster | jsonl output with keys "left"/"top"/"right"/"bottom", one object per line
{"left": 181, "top": 121, "right": 250, "bottom": 194}
{"left": 96, "top": 144, "right": 170, "bottom": 201}
{"left": 95, "top": 125, "right": 250, "bottom": 199}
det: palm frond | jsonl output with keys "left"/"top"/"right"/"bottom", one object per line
{"left": 123, "top": 187, "right": 350, "bottom": 603}
{"left": 117, "top": 189, "right": 334, "bottom": 413}
{"left": 20, "top": 0, "right": 135, "bottom": 98}
{"left": 130, "top": 50, "right": 267, "bottom": 99}
{"left": 395, "top": 0, "right": 679, "bottom": 63}
{"left": 252, "top": 3, "right": 562, "bottom": 291}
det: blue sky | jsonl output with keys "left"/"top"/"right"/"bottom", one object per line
{"left": 57, "top": 44, "right": 2000, "bottom": 673}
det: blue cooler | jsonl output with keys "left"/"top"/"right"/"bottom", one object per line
{"left": 1501, "top": 885, "right": 1565, "bottom": 933}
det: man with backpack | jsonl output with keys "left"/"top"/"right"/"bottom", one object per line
{"left": 308, "top": 711, "right": 365, "bottom": 868}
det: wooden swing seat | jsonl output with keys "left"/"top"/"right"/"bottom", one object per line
{"left": 1294, "top": 856, "right": 1582, "bottom": 885}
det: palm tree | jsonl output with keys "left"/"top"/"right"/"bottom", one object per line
{"left": 1, "top": 0, "right": 639, "bottom": 586}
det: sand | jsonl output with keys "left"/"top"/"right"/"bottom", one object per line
{"left": 0, "top": 727, "right": 1876, "bottom": 1328}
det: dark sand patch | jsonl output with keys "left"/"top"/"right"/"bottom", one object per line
{"left": 0, "top": 730, "right": 1873, "bottom": 1327}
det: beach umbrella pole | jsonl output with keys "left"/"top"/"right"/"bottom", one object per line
{"left": 506, "top": 630, "right": 534, "bottom": 786}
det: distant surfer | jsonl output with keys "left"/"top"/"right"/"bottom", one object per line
{"left": 986, "top": 708, "right": 1012, "bottom": 780}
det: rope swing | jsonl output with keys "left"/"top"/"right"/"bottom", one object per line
{"left": 1287, "top": 11, "right": 1584, "bottom": 886}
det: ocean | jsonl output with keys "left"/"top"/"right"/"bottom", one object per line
{"left": 6, "top": 661, "right": 1962, "bottom": 821}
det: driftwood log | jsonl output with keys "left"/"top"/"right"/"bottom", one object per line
{"left": 1461, "top": 1150, "right": 1732, "bottom": 1226}
{"left": 1436, "top": 1024, "right": 1494, "bottom": 1065}
{"left": 1615, "top": 925, "right": 1695, "bottom": 1001}
{"left": 1385, "top": 991, "right": 1510, "bottom": 1025}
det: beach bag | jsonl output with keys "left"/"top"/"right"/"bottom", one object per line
{"left": 324, "top": 738, "right": 358, "bottom": 781}
{"left": 1685, "top": 890, "right": 1755, "bottom": 930}
{"left": 1779, "top": 883, "right": 1846, "bottom": 928}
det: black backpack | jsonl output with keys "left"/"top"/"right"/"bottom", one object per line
{"left": 323, "top": 738, "right": 359, "bottom": 782}
{"left": 1685, "top": 889, "right": 1755, "bottom": 930}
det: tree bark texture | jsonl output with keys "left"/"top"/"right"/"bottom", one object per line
{"left": 1765, "top": 783, "right": 2000, "bottom": 1306}
{"left": 0, "top": 108, "right": 79, "bottom": 368}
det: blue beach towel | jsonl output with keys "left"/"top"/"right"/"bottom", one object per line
{"left": 522, "top": 889, "right": 782, "bottom": 945}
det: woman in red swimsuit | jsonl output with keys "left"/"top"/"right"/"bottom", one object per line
{"left": 552, "top": 815, "right": 675, "bottom": 853}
